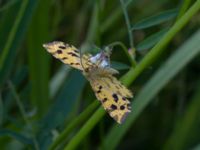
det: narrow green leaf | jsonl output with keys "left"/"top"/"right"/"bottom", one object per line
{"left": 50, "top": 65, "right": 71, "bottom": 99}
{"left": 132, "top": 9, "right": 178, "bottom": 30}
{"left": 103, "top": 29, "right": 200, "bottom": 150}
{"left": 136, "top": 28, "right": 169, "bottom": 51}
{"left": 0, "top": 129, "right": 33, "bottom": 145}
{"left": 111, "top": 61, "right": 130, "bottom": 70}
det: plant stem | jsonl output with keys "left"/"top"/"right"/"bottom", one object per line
{"left": 64, "top": 108, "right": 105, "bottom": 150}
{"left": 48, "top": 101, "right": 99, "bottom": 150}
{"left": 177, "top": 0, "right": 192, "bottom": 19}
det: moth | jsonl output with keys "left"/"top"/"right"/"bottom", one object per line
{"left": 43, "top": 41, "right": 133, "bottom": 124}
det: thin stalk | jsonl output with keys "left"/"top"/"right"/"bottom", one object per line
{"left": 120, "top": 0, "right": 134, "bottom": 48}
{"left": 8, "top": 81, "right": 39, "bottom": 150}
{"left": 108, "top": 41, "right": 137, "bottom": 67}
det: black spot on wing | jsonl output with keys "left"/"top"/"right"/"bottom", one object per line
{"left": 58, "top": 46, "right": 66, "bottom": 49}
{"left": 62, "top": 57, "right": 68, "bottom": 60}
{"left": 112, "top": 93, "right": 119, "bottom": 102}
{"left": 120, "top": 105, "right": 125, "bottom": 110}
{"left": 74, "top": 49, "right": 79, "bottom": 53}
{"left": 97, "top": 90, "right": 101, "bottom": 94}
{"left": 102, "top": 98, "right": 107, "bottom": 103}
{"left": 122, "top": 97, "right": 127, "bottom": 101}
{"left": 110, "top": 104, "right": 117, "bottom": 110}
{"left": 57, "top": 50, "right": 63, "bottom": 54}
{"left": 67, "top": 52, "right": 79, "bottom": 57}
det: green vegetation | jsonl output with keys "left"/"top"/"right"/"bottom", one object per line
{"left": 0, "top": 0, "right": 200, "bottom": 149}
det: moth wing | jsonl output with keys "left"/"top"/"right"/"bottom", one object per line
{"left": 88, "top": 75, "right": 133, "bottom": 124}
{"left": 43, "top": 41, "right": 91, "bottom": 70}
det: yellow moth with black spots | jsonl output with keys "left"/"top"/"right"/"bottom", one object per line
{"left": 43, "top": 41, "right": 133, "bottom": 124}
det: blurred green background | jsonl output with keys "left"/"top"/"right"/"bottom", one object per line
{"left": 0, "top": 0, "right": 200, "bottom": 149}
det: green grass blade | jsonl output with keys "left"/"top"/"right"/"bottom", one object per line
{"left": 0, "top": 1, "right": 38, "bottom": 85}
{"left": 27, "top": 0, "right": 50, "bottom": 117}
{"left": 50, "top": 66, "right": 71, "bottom": 99}
{"left": 163, "top": 84, "right": 200, "bottom": 150}
{"left": 0, "top": 0, "right": 29, "bottom": 70}
{"left": 103, "top": 29, "right": 200, "bottom": 150}
{"left": 83, "top": 1, "right": 99, "bottom": 44}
